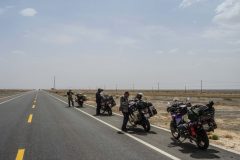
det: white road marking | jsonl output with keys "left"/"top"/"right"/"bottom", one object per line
{"left": 84, "top": 103, "right": 240, "bottom": 155}
{"left": 0, "top": 93, "right": 29, "bottom": 105}
{"left": 0, "top": 93, "right": 22, "bottom": 100}
{"left": 47, "top": 92, "right": 180, "bottom": 160}
{"left": 85, "top": 103, "right": 171, "bottom": 132}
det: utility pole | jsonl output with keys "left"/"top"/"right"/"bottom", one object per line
{"left": 115, "top": 84, "right": 118, "bottom": 95}
{"left": 53, "top": 76, "right": 56, "bottom": 89}
{"left": 133, "top": 83, "right": 135, "bottom": 91}
{"left": 158, "top": 82, "right": 160, "bottom": 92}
{"left": 185, "top": 84, "right": 187, "bottom": 93}
{"left": 201, "top": 80, "right": 203, "bottom": 93}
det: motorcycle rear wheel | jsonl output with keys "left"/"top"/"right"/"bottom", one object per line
{"left": 108, "top": 108, "right": 112, "bottom": 116}
{"left": 142, "top": 119, "right": 151, "bottom": 132}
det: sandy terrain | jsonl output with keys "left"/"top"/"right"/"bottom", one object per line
{"left": 0, "top": 89, "right": 30, "bottom": 99}
{"left": 48, "top": 89, "right": 240, "bottom": 152}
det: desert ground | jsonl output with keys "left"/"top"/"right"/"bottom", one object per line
{"left": 0, "top": 89, "right": 30, "bottom": 99}
{"left": 50, "top": 89, "right": 240, "bottom": 152}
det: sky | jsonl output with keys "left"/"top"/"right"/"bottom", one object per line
{"left": 0, "top": 0, "right": 240, "bottom": 89}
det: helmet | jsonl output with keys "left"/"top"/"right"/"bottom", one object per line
{"left": 173, "top": 97, "right": 179, "bottom": 102}
{"left": 136, "top": 93, "right": 143, "bottom": 100}
{"left": 124, "top": 91, "right": 129, "bottom": 96}
{"left": 98, "top": 88, "right": 103, "bottom": 92}
{"left": 208, "top": 100, "right": 214, "bottom": 107}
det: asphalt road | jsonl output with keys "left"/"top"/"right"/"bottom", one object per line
{"left": 0, "top": 90, "right": 239, "bottom": 160}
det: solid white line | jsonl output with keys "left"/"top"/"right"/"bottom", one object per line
{"left": 85, "top": 103, "right": 172, "bottom": 132}
{"left": 84, "top": 103, "right": 240, "bottom": 155}
{"left": 0, "top": 92, "right": 29, "bottom": 105}
{"left": 209, "top": 143, "right": 240, "bottom": 155}
{"left": 0, "top": 93, "right": 22, "bottom": 100}
{"left": 47, "top": 92, "right": 180, "bottom": 160}
{"left": 47, "top": 92, "right": 240, "bottom": 156}
{"left": 74, "top": 107, "right": 180, "bottom": 160}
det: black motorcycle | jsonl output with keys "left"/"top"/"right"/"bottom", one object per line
{"left": 167, "top": 100, "right": 217, "bottom": 150}
{"left": 100, "top": 95, "right": 116, "bottom": 116}
{"left": 75, "top": 94, "right": 87, "bottom": 108}
{"left": 128, "top": 100, "right": 157, "bottom": 132}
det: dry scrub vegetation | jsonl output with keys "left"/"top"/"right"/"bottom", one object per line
{"left": 49, "top": 89, "right": 240, "bottom": 152}
{"left": 0, "top": 89, "right": 30, "bottom": 99}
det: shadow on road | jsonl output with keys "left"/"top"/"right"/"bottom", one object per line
{"left": 75, "top": 106, "right": 85, "bottom": 108}
{"left": 99, "top": 113, "right": 114, "bottom": 117}
{"left": 168, "top": 138, "right": 220, "bottom": 159}
{"left": 125, "top": 127, "right": 157, "bottom": 136}
{"left": 65, "top": 106, "right": 85, "bottom": 108}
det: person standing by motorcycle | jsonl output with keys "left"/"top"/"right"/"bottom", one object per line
{"left": 135, "top": 93, "right": 143, "bottom": 101}
{"left": 96, "top": 88, "right": 103, "bottom": 115}
{"left": 67, "top": 90, "right": 74, "bottom": 107}
{"left": 120, "top": 91, "right": 130, "bottom": 132}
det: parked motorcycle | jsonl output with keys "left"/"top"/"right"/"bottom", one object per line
{"left": 128, "top": 100, "right": 157, "bottom": 132}
{"left": 100, "top": 95, "right": 116, "bottom": 116}
{"left": 167, "top": 100, "right": 217, "bottom": 150}
{"left": 75, "top": 94, "right": 87, "bottom": 108}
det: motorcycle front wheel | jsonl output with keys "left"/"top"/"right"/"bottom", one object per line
{"left": 196, "top": 129, "right": 209, "bottom": 150}
{"left": 142, "top": 119, "right": 150, "bottom": 132}
{"left": 170, "top": 121, "right": 180, "bottom": 140}
{"left": 128, "top": 114, "right": 136, "bottom": 126}
{"left": 79, "top": 102, "right": 83, "bottom": 107}
{"left": 108, "top": 108, "right": 112, "bottom": 116}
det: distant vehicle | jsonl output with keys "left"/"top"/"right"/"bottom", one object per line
{"left": 128, "top": 100, "right": 157, "bottom": 132}
{"left": 100, "top": 95, "right": 116, "bottom": 115}
{"left": 75, "top": 94, "right": 87, "bottom": 107}
{"left": 167, "top": 99, "right": 217, "bottom": 150}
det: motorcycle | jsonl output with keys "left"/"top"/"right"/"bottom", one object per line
{"left": 128, "top": 100, "right": 157, "bottom": 132}
{"left": 167, "top": 100, "right": 217, "bottom": 150}
{"left": 75, "top": 94, "right": 87, "bottom": 108}
{"left": 100, "top": 95, "right": 116, "bottom": 116}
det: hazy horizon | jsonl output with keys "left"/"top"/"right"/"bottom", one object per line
{"left": 1, "top": 0, "right": 240, "bottom": 89}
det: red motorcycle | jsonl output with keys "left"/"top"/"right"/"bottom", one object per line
{"left": 167, "top": 100, "right": 217, "bottom": 150}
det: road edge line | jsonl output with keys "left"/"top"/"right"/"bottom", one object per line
{"left": 85, "top": 103, "right": 172, "bottom": 132}
{"left": 83, "top": 103, "right": 240, "bottom": 155}
{"left": 0, "top": 93, "right": 22, "bottom": 100}
{"left": 0, "top": 92, "right": 30, "bottom": 105}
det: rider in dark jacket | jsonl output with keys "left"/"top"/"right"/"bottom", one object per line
{"left": 120, "top": 91, "right": 130, "bottom": 131}
{"left": 96, "top": 88, "right": 103, "bottom": 115}
{"left": 67, "top": 90, "right": 74, "bottom": 107}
